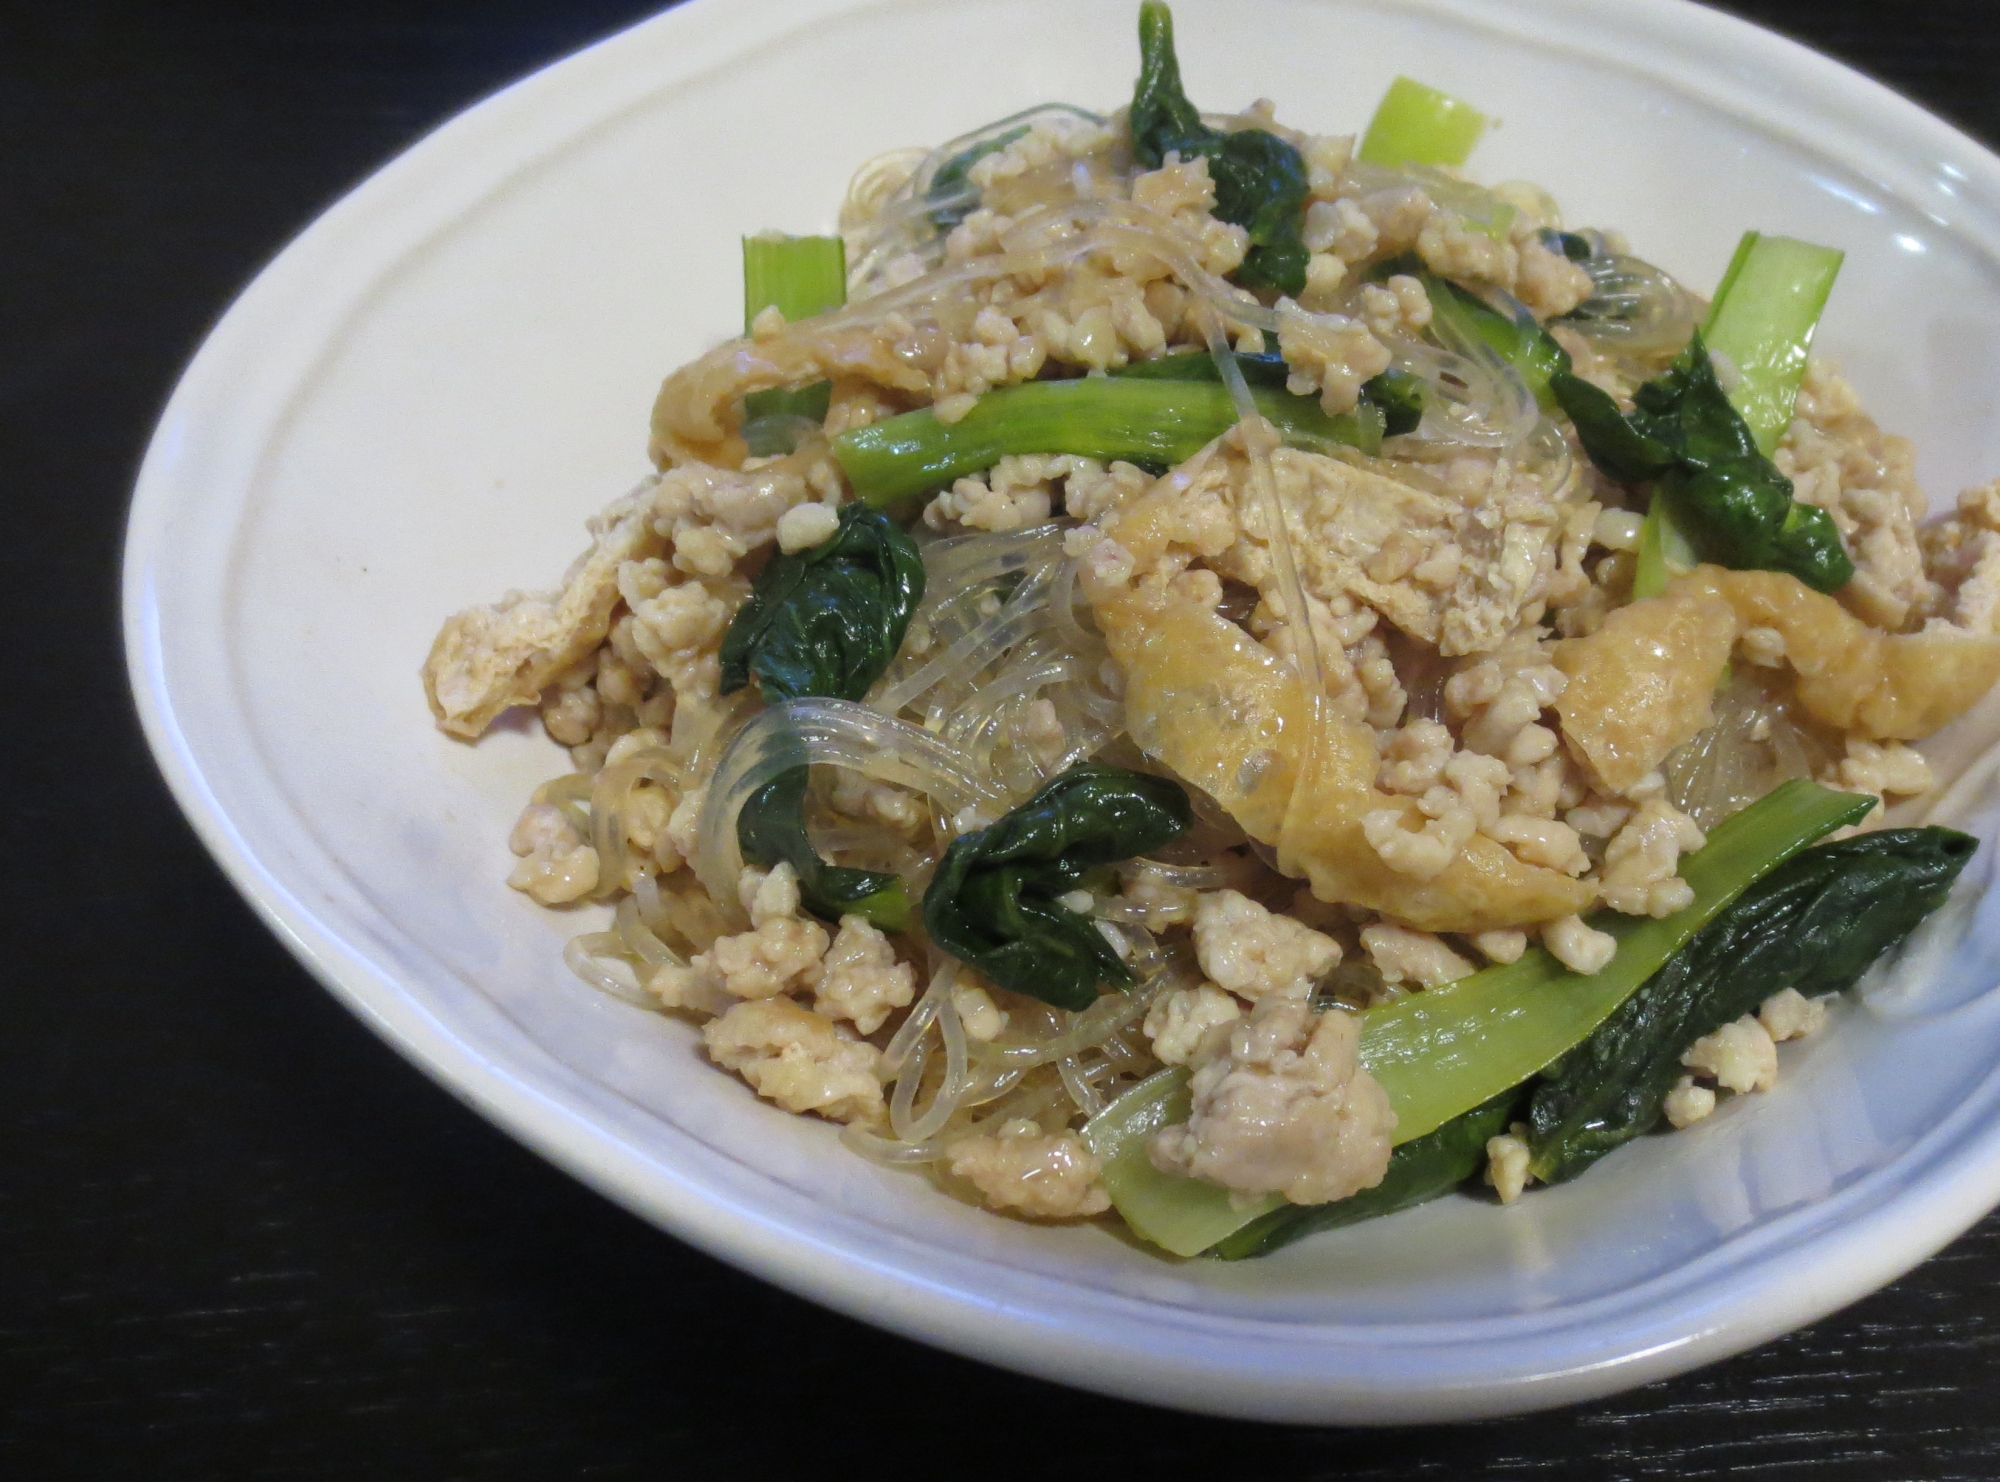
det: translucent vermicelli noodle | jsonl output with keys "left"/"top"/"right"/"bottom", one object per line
{"left": 425, "top": 4, "right": 2000, "bottom": 1251}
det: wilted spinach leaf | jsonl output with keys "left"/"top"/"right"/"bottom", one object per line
{"left": 1540, "top": 227, "right": 1596, "bottom": 262}
{"left": 737, "top": 764, "right": 910, "bottom": 931}
{"left": 1550, "top": 332, "right": 1853, "bottom": 591}
{"left": 1362, "top": 366, "right": 1429, "bottom": 436}
{"left": 718, "top": 503, "right": 925, "bottom": 703}
{"left": 922, "top": 764, "right": 1192, "bottom": 1010}
{"left": 1130, "top": 1, "right": 1310, "bottom": 296}
{"left": 1526, "top": 825, "right": 1975, "bottom": 1184}
{"left": 924, "top": 125, "right": 1030, "bottom": 233}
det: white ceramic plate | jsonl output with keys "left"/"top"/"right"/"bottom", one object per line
{"left": 124, "top": 0, "right": 2000, "bottom": 1423}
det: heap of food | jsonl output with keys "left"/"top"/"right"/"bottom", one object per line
{"left": 423, "top": 3, "right": 1998, "bottom": 1256}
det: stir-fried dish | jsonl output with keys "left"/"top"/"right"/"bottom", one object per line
{"left": 423, "top": 5, "right": 1999, "bottom": 1257}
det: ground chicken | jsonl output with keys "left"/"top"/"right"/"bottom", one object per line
{"left": 1683, "top": 1015, "right": 1778, "bottom": 1095}
{"left": 505, "top": 801, "right": 599, "bottom": 906}
{"left": 1148, "top": 995, "right": 1395, "bottom": 1205}
{"left": 1484, "top": 1130, "right": 1532, "bottom": 1204}
{"left": 737, "top": 862, "right": 801, "bottom": 926}
{"left": 1472, "top": 929, "right": 1528, "bottom": 965}
{"left": 924, "top": 453, "right": 1112, "bottom": 532}
{"left": 1759, "top": 987, "right": 1828, "bottom": 1043}
{"left": 1543, "top": 914, "right": 1617, "bottom": 975}
{"left": 1192, "top": 889, "right": 1341, "bottom": 1000}
{"left": 1598, "top": 798, "right": 1705, "bottom": 918}
{"left": 945, "top": 1119, "right": 1111, "bottom": 1219}
{"left": 1834, "top": 737, "right": 1935, "bottom": 804}
{"left": 1662, "top": 1075, "right": 1716, "bottom": 1129}
{"left": 813, "top": 916, "right": 916, "bottom": 1034}
{"left": 703, "top": 999, "right": 883, "bottom": 1124}
{"left": 1360, "top": 922, "right": 1475, "bottom": 987}
{"left": 951, "top": 979, "right": 1009, "bottom": 1042}
{"left": 652, "top": 877, "right": 829, "bottom": 1008}
{"left": 1142, "top": 983, "right": 1244, "bottom": 1066}
{"left": 775, "top": 500, "right": 840, "bottom": 553}
{"left": 1919, "top": 477, "right": 2000, "bottom": 633}
{"left": 1780, "top": 357, "right": 1935, "bottom": 631}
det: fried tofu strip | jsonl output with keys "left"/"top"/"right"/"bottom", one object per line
{"left": 1092, "top": 484, "right": 1594, "bottom": 934}
{"left": 1670, "top": 565, "right": 2000, "bottom": 740}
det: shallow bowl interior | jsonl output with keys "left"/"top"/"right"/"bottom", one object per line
{"left": 125, "top": 0, "right": 2000, "bottom": 1422}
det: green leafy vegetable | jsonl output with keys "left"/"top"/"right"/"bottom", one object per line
{"left": 741, "top": 233, "right": 847, "bottom": 329}
{"left": 1356, "top": 76, "right": 1488, "bottom": 169}
{"left": 1550, "top": 333, "right": 1854, "bottom": 591}
{"left": 1526, "top": 826, "right": 1976, "bottom": 1183}
{"left": 739, "top": 234, "right": 847, "bottom": 456}
{"left": 1130, "top": 1, "right": 1309, "bottom": 295}
{"left": 1541, "top": 228, "right": 1595, "bottom": 262}
{"left": 1210, "top": 1089, "right": 1521, "bottom": 1259}
{"left": 1110, "top": 347, "right": 1295, "bottom": 387}
{"left": 925, "top": 125, "right": 1030, "bottom": 232}
{"left": 1362, "top": 366, "right": 1429, "bottom": 436}
{"left": 832, "top": 377, "right": 1384, "bottom": 514}
{"left": 1418, "top": 269, "right": 1571, "bottom": 409}
{"left": 1113, "top": 351, "right": 1428, "bottom": 435}
{"left": 1359, "top": 778, "right": 1873, "bottom": 1141}
{"left": 717, "top": 503, "right": 925, "bottom": 703}
{"left": 736, "top": 764, "right": 910, "bottom": 932}
{"left": 1083, "top": 779, "right": 1873, "bottom": 1256}
{"left": 718, "top": 503, "right": 923, "bottom": 930}
{"left": 922, "top": 764, "right": 1191, "bottom": 1010}
{"left": 1084, "top": 1067, "right": 1273, "bottom": 1256}
{"left": 1632, "top": 493, "right": 1698, "bottom": 600}
{"left": 1702, "top": 231, "right": 1844, "bottom": 456}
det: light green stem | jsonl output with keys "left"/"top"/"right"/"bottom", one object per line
{"left": 1633, "top": 493, "right": 1698, "bottom": 598}
{"left": 1084, "top": 779, "right": 1874, "bottom": 1257}
{"left": 1632, "top": 230, "right": 1843, "bottom": 596}
{"left": 741, "top": 234, "right": 847, "bottom": 454}
{"left": 1701, "top": 230, "right": 1844, "bottom": 456}
{"left": 831, "top": 378, "right": 1382, "bottom": 515}
{"left": 1356, "top": 77, "right": 1487, "bottom": 168}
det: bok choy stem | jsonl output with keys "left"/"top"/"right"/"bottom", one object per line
{"left": 1357, "top": 76, "right": 1488, "bottom": 168}
{"left": 1702, "top": 231, "right": 1844, "bottom": 457}
{"left": 1629, "top": 230, "right": 1843, "bottom": 596}
{"left": 1082, "top": 778, "right": 1874, "bottom": 1257}
{"left": 832, "top": 378, "right": 1384, "bottom": 515}
{"left": 740, "top": 233, "right": 847, "bottom": 454}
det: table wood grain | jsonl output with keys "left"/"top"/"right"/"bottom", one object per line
{"left": 7, "top": 2, "right": 2000, "bottom": 1476}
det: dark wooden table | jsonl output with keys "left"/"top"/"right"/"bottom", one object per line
{"left": 9, "top": 2, "right": 2000, "bottom": 1476}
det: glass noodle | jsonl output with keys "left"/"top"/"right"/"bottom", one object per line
{"left": 554, "top": 98, "right": 1564, "bottom": 1170}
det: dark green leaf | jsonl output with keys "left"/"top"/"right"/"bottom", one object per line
{"left": 1210, "top": 1088, "right": 1522, "bottom": 1259}
{"left": 921, "top": 764, "right": 1192, "bottom": 1010}
{"left": 1627, "top": 332, "right": 1760, "bottom": 465}
{"left": 1549, "top": 369, "right": 1676, "bottom": 482}
{"left": 737, "top": 765, "right": 910, "bottom": 931}
{"left": 1362, "top": 367, "right": 1429, "bottom": 437}
{"left": 717, "top": 503, "right": 925, "bottom": 704}
{"left": 1111, "top": 349, "right": 1421, "bottom": 437}
{"left": 1130, "top": 1, "right": 1206, "bottom": 163}
{"left": 1551, "top": 332, "right": 1854, "bottom": 592}
{"left": 1526, "top": 826, "right": 1976, "bottom": 1184}
{"left": 1542, "top": 228, "right": 1596, "bottom": 262}
{"left": 1109, "top": 347, "right": 1293, "bottom": 387}
{"left": 1130, "top": 2, "right": 1310, "bottom": 297}
{"left": 925, "top": 124, "right": 1030, "bottom": 233}
{"left": 1422, "top": 271, "right": 1573, "bottom": 409}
